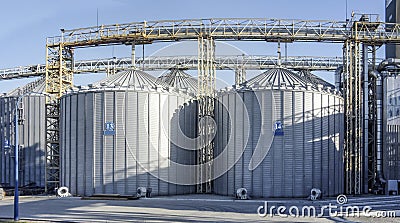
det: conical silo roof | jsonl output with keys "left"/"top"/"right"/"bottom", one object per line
{"left": 156, "top": 69, "right": 198, "bottom": 92}
{"left": 246, "top": 68, "right": 309, "bottom": 88}
{"left": 297, "top": 70, "right": 334, "bottom": 88}
{"left": 96, "top": 69, "right": 168, "bottom": 88}
{"left": 6, "top": 78, "right": 45, "bottom": 97}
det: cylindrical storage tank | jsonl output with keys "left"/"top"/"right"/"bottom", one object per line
{"left": 157, "top": 69, "right": 198, "bottom": 94}
{"left": 60, "top": 70, "right": 197, "bottom": 196}
{"left": 214, "top": 68, "right": 344, "bottom": 198}
{"left": 0, "top": 79, "right": 46, "bottom": 188}
{"left": 156, "top": 69, "right": 199, "bottom": 194}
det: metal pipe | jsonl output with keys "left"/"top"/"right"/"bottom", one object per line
{"left": 277, "top": 39, "right": 281, "bottom": 66}
{"left": 371, "top": 70, "right": 386, "bottom": 185}
{"left": 377, "top": 58, "right": 400, "bottom": 72}
{"left": 335, "top": 66, "right": 343, "bottom": 91}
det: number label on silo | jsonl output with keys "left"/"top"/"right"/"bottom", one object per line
{"left": 104, "top": 122, "right": 115, "bottom": 135}
{"left": 274, "top": 121, "right": 284, "bottom": 136}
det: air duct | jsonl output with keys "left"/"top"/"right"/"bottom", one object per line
{"left": 371, "top": 70, "right": 386, "bottom": 186}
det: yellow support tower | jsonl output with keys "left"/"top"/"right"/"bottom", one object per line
{"left": 45, "top": 40, "right": 74, "bottom": 192}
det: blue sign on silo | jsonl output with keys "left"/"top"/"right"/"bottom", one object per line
{"left": 274, "top": 121, "right": 284, "bottom": 136}
{"left": 104, "top": 122, "right": 115, "bottom": 135}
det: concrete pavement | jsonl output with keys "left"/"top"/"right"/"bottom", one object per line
{"left": 0, "top": 194, "right": 399, "bottom": 222}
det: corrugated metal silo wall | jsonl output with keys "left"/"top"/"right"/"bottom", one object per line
{"left": 0, "top": 96, "right": 45, "bottom": 187}
{"left": 214, "top": 89, "right": 344, "bottom": 198}
{"left": 60, "top": 89, "right": 197, "bottom": 196}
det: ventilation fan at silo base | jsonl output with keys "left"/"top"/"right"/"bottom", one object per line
{"left": 137, "top": 187, "right": 152, "bottom": 198}
{"left": 310, "top": 188, "right": 322, "bottom": 200}
{"left": 236, "top": 188, "right": 248, "bottom": 200}
{"left": 56, "top": 186, "right": 71, "bottom": 197}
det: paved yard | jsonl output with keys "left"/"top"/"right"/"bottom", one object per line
{"left": 0, "top": 194, "right": 399, "bottom": 222}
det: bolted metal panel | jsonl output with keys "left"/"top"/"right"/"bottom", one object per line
{"left": 328, "top": 95, "right": 335, "bottom": 196}
{"left": 137, "top": 92, "right": 149, "bottom": 191}
{"left": 176, "top": 96, "right": 186, "bottom": 194}
{"left": 293, "top": 91, "right": 305, "bottom": 196}
{"left": 64, "top": 95, "right": 71, "bottom": 190}
{"left": 262, "top": 91, "right": 274, "bottom": 198}
{"left": 85, "top": 92, "right": 94, "bottom": 196}
{"left": 168, "top": 95, "right": 177, "bottom": 195}
{"left": 312, "top": 92, "right": 322, "bottom": 190}
{"left": 321, "top": 93, "right": 330, "bottom": 195}
{"left": 77, "top": 93, "right": 86, "bottom": 195}
{"left": 283, "top": 91, "right": 294, "bottom": 197}
{"left": 148, "top": 93, "right": 160, "bottom": 196}
{"left": 242, "top": 92, "right": 253, "bottom": 195}
{"left": 94, "top": 92, "right": 104, "bottom": 194}
{"left": 272, "top": 91, "right": 283, "bottom": 197}
{"left": 303, "top": 92, "right": 314, "bottom": 194}
{"left": 234, "top": 92, "right": 244, "bottom": 191}
{"left": 104, "top": 91, "right": 115, "bottom": 194}
{"left": 115, "top": 91, "right": 126, "bottom": 194}
{"left": 158, "top": 93, "right": 169, "bottom": 196}
{"left": 126, "top": 91, "right": 138, "bottom": 195}
{"left": 213, "top": 97, "right": 221, "bottom": 195}
{"left": 70, "top": 94, "right": 78, "bottom": 194}
{"left": 251, "top": 91, "right": 263, "bottom": 197}
{"left": 227, "top": 93, "right": 235, "bottom": 196}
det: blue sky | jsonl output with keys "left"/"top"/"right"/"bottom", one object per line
{"left": 0, "top": 0, "right": 385, "bottom": 92}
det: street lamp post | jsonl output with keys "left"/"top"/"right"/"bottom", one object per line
{"left": 13, "top": 92, "right": 50, "bottom": 221}
{"left": 13, "top": 98, "right": 19, "bottom": 221}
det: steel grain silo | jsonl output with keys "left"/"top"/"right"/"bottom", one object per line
{"left": 60, "top": 69, "right": 197, "bottom": 196}
{"left": 213, "top": 68, "right": 344, "bottom": 198}
{"left": 0, "top": 78, "right": 46, "bottom": 188}
{"left": 157, "top": 69, "right": 198, "bottom": 93}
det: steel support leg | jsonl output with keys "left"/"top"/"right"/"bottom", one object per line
{"left": 132, "top": 42, "right": 136, "bottom": 68}
{"left": 235, "top": 66, "right": 246, "bottom": 86}
{"left": 344, "top": 40, "right": 362, "bottom": 195}
{"left": 362, "top": 44, "right": 369, "bottom": 194}
{"left": 197, "top": 36, "right": 216, "bottom": 193}
{"left": 45, "top": 102, "right": 60, "bottom": 192}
